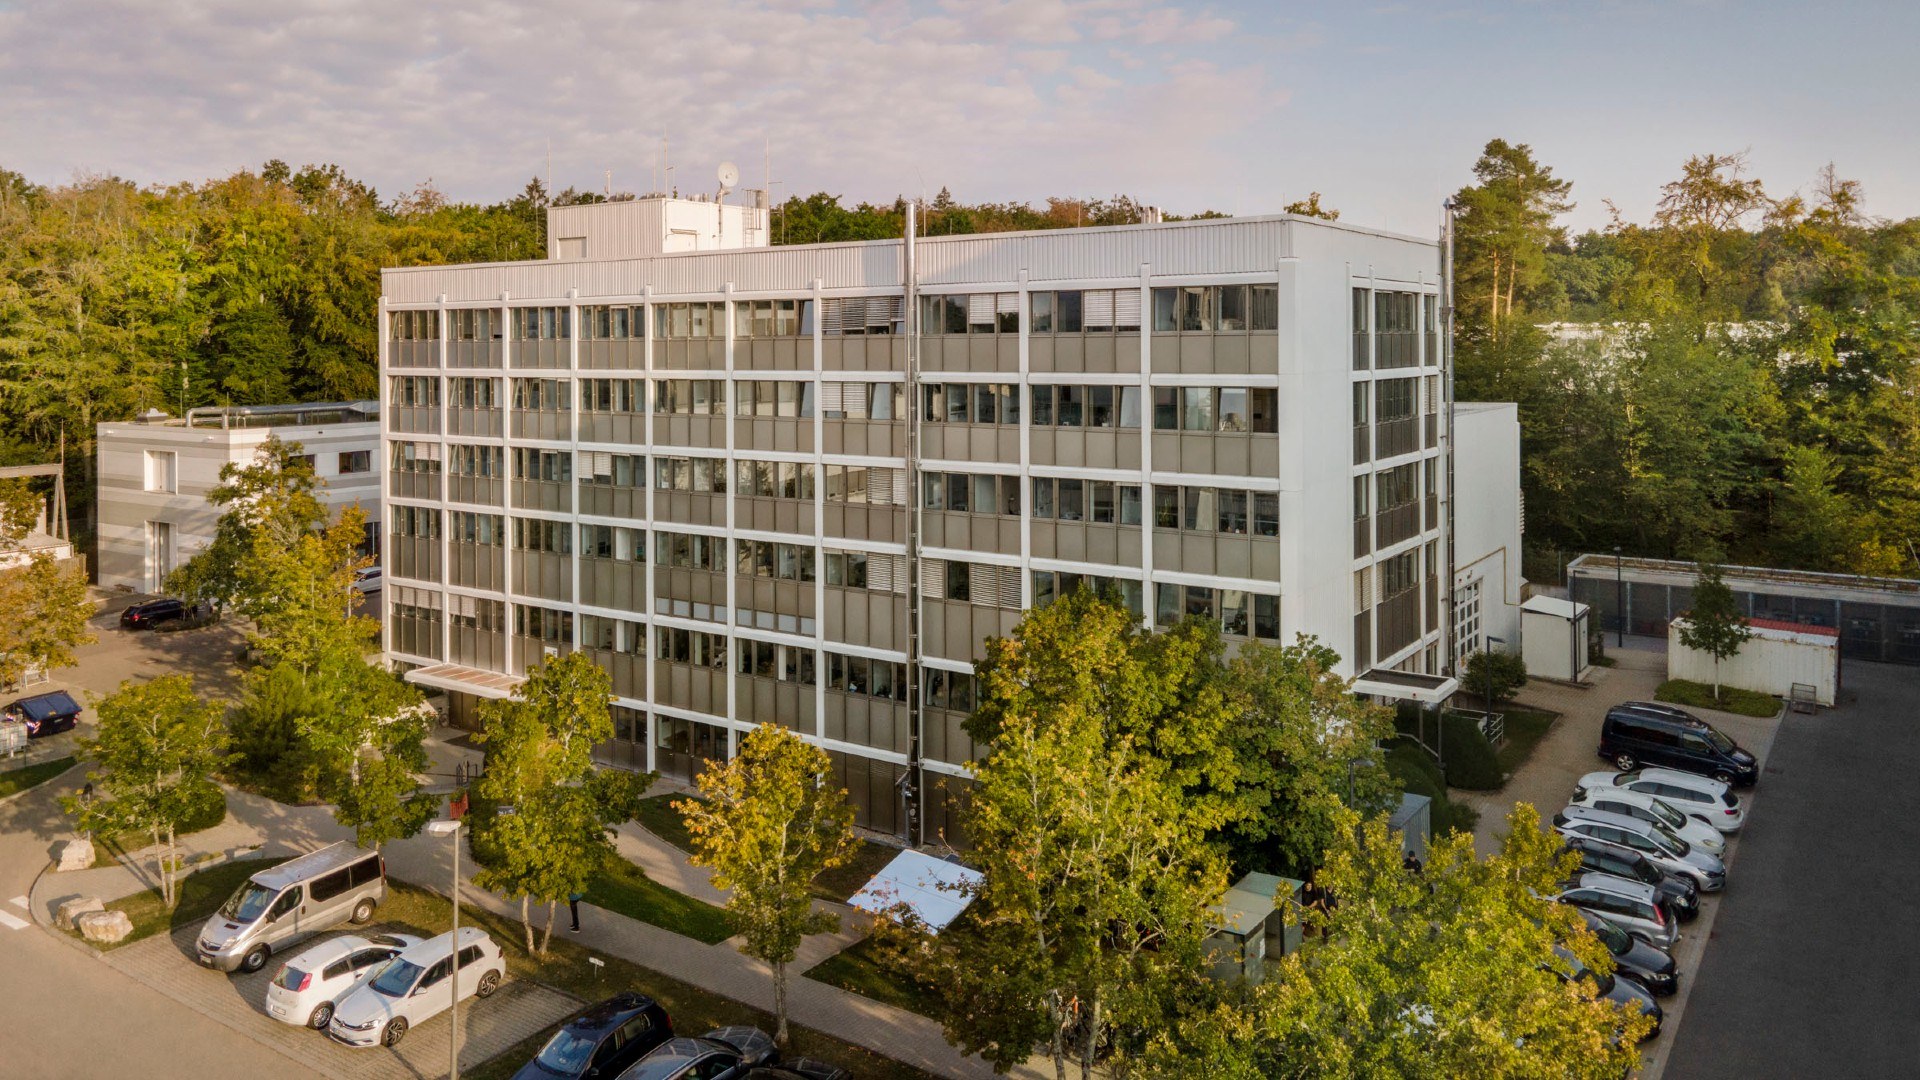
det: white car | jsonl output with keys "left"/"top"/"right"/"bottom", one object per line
{"left": 352, "top": 566, "right": 383, "bottom": 594}
{"left": 1567, "top": 787, "right": 1727, "bottom": 857}
{"left": 327, "top": 928, "right": 505, "bottom": 1048}
{"left": 265, "top": 933, "right": 421, "bottom": 1029}
{"left": 1577, "top": 768, "right": 1745, "bottom": 833}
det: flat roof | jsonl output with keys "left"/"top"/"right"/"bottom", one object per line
{"left": 403, "top": 663, "right": 524, "bottom": 699}
{"left": 1522, "top": 595, "right": 1589, "bottom": 619}
{"left": 1568, "top": 553, "right": 1920, "bottom": 600}
{"left": 1354, "top": 670, "right": 1460, "bottom": 704}
{"left": 847, "top": 849, "right": 981, "bottom": 934}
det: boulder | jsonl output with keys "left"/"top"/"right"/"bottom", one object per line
{"left": 53, "top": 838, "right": 93, "bottom": 872}
{"left": 54, "top": 895, "right": 103, "bottom": 930}
{"left": 75, "top": 909, "right": 133, "bottom": 945}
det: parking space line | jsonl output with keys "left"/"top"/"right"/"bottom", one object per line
{"left": 0, "top": 909, "right": 30, "bottom": 931}
{"left": 9, "top": 896, "right": 29, "bottom": 910}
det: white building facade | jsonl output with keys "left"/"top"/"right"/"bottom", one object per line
{"left": 95, "top": 404, "right": 382, "bottom": 593}
{"left": 379, "top": 198, "right": 1464, "bottom": 845}
{"left": 1451, "top": 402, "right": 1525, "bottom": 666}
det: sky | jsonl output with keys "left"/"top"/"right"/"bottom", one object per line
{"left": 2, "top": 0, "right": 1915, "bottom": 236}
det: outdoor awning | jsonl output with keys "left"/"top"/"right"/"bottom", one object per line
{"left": 847, "top": 849, "right": 982, "bottom": 934}
{"left": 1353, "top": 669, "right": 1460, "bottom": 704}
{"left": 402, "top": 662, "right": 524, "bottom": 699}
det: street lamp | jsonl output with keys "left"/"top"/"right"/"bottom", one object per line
{"left": 1614, "top": 546, "right": 1626, "bottom": 647}
{"left": 424, "top": 818, "right": 463, "bottom": 1080}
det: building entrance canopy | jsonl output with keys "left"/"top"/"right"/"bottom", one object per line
{"left": 1353, "top": 669, "right": 1459, "bottom": 704}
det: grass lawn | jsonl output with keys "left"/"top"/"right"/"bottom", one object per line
{"left": 70, "top": 855, "right": 290, "bottom": 950}
{"left": 365, "top": 880, "right": 939, "bottom": 1080}
{"left": 0, "top": 756, "right": 76, "bottom": 799}
{"left": 585, "top": 852, "right": 737, "bottom": 945}
{"left": 633, "top": 791, "right": 901, "bottom": 903}
{"left": 805, "top": 934, "right": 943, "bottom": 1020}
{"left": 1656, "top": 679, "right": 1781, "bottom": 718}
{"left": 1494, "top": 707, "right": 1559, "bottom": 777}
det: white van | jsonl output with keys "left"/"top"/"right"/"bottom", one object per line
{"left": 196, "top": 842, "right": 386, "bottom": 973}
{"left": 327, "top": 927, "right": 505, "bottom": 1048}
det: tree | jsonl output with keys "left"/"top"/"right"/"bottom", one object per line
{"left": 1282, "top": 192, "right": 1339, "bottom": 220}
{"left": 1137, "top": 805, "right": 1650, "bottom": 1077}
{"left": 1678, "top": 563, "right": 1753, "bottom": 702}
{"left": 166, "top": 436, "right": 327, "bottom": 613}
{"left": 952, "top": 595, "right": 1228, "bottom": 1079}
{"left": 677, "top": 725, "right": 855, "bottom": 1048}
{"left": 1453, "top": 140, "right": 1574, "bottom": 333}
{"left": 0, "top": 553, "right": 95, "bottom": 690}
{"left": 1464, "top": 649, "right": 1529, "bottom": 707}
{"left": 471, "top": 652, "right": 649, "bottom": 955}
{"left": 63, "top": 676, "right": 230, "bottom": 906}
{"left": 1770, "top": 442, "right": 1862, "bottom": 573}
{"left": 1219, "top": 635, "right": 1396, "bottom": 876}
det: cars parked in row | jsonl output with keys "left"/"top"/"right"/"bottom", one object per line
{"left": 119, "top": 596, "right": 188, "bottom": 629}
{"left": 1554, "top": 873, "right": 1678, "bottom": 951}
{"left": 1565, "top": 787, "right": 1727, "bottom": 857}
{"left": 328, "top": 927, "right": 505, "bottom": 1048}
{"left": 266, "top": 933, "right": 421, "bottom": 1029}
{"left": 1562, "top": 836, "right": 1699, "bottom": 922}
{"left": 197, "top": 842, "right": 386, "bottom": 973}
{"left": 1598, "top": 701, "right": 1758, "bottom": 786}
{"left": 1548, "top": 947, "right": 1663, "bottom": 1041}
{"left": 615, "top": 1026, "right": 777, "bottom": 1080}
{"left": 1553, "top": 805, "right": 1726, "bottom": 892}
{"left": 513, "top": 991, "right": 674, "bottom": 1080}
{"left": 1574, "top": 909, "right": 1677, "bottom": 997}
{"left": 1577, "top": 767, "right": 1744, "bottom": 833}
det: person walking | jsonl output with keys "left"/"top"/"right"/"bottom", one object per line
{"left": 568, "top": 890, "right": 586, "bottom": 932}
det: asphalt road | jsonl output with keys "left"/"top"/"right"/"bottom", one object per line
{"left": 1663, "top": 659, "right": 1918, "bottom": 1079}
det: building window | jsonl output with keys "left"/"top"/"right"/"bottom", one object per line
{"left": 143, "top": 450, "right": 177, "bottom": 493}
{"left": 512, "top": 448, "right": 571, "bottom": 483}
{"left": 734, "top": 540, "right": 816, "bottom": 582}
{"left": 450, "top": 377, "right": 499, "bottom": 409}
{"left": 1027, "top": 385, "right": 1139, "bottom": 429}
{"left": 820, "top": 295, "right": 903, "bottom": 336}
{"left": 512, "top": 517, "right": 572, "bottom": 555}
{"left": 583, "top": 614, "right": 646, "bottom": 653}
{"left": 450, "top": 512, "right": 502, "bottom": 546}
{"left": 827, "top": 652, "right": 910, "bottom": 702}
{"left": 823, "top": 381, "right": 901, "bottom": 420}
{"left": 1149, "top": 486, "right": 1277, "bottom": 537}
{"left": 925, "top": 472, "right": 1021, "bottom": 517}
{"left": 1150, "top": 286, "right": 1279, "bottom": 332}
{"left": 921, "top": 293, "right": 1019, "bottom": 335}
{"left": 652, "top": 379, "right": 726, "bottom": 415}
{"left": 580, "top": 378, "right": 644, "bottom": 413}
{"left": 511, "top": 306, "right": 571, "bottom": 340}
{"left": 653, "top": 302, "right": 726, "bottom": 340}
{"left": 580, "top": 305, "right": 644, "bottom": 340}
{"left": 338, "top": 450, "right": 371, "bottom": 475}
{"left": 391, "top": 505, "right": 441, "bottom": 539}
{"left": 580, "top": 524, "right": 646, "bottom": 561}
{"left": 734, "top": 459, "right": 815, "bottom": 500}
{"left": 511, "top": 378, "right": 570, "bottom": 412}
{"left": 449, "top": 444, "right": 502, "bottom": 479}
{"left": 652, "top": 455, "right": 726, "bottom": 494}
{"left": 1150, "top": 387, "right": 1277, "bottom": 433}
{"left": 1031, "top": 571, "right": 1144, "bottom": 618}
{"left": 732, "top": 298, "right": 814, "bottom": 338}
{"left": 1030, "top": 289, "right": 1142, "bottom": 333}
{"left": 389, "top": 442, "right": 441, "bottom": 474}
{"left": 823, "top": 465, "right": 906, "bottom": 506}
{"left": 654, "top": 531, "right": 725, "bottom": 570}
{"left": 389, "top": 310, "right": 440, "bottom": 341}
{"left": 390, "top": 375, "right": 439, "bottom": 407}
{"left": 733, "top": 379, "right": 816, "bottom": 419}
{"left": 580, "top": 452, "right": 645, "bottom": 488}
{"left": 654, "top": 626, "right": 728, "bottom": 668}
{"left": 1031, "top": 478, "right": 1140, "bottom": 524}
{"left": 737, "top": 639, "right": 817, "bottom": 684}
{"left": 451, "top": 308, "right": 500, "bottom": 342}
{"left": 1152, "top": 583, "right": 1280, "bottom": 639}
{"left": 923, "top": 383, "right": 1021, "bottom": 425}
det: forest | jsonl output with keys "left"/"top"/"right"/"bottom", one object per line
{"left": 0, "top": 150, "right": 1912, "bottom": 578}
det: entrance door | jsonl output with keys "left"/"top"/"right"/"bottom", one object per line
{"left": 145, "top": 521, "right": 173, "bottom": 592}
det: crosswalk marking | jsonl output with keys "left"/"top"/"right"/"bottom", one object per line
{"left": 0, "top": 909, "right": 29, "bottom": 931}
{"left": 9, "top": 896, "right": 28, "bottom": 910}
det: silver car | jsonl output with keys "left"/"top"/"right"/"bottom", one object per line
{"left": 1553, "top": 805, "right": 1727, "bottom": 892}
{"left": 1577, "top": 768, "right": 1745, "bottom": 833}
{"left": 196, "top": 843, "right": 386, "bottom": 973}
{"left": 1556, "top": 872, "right": 1678, "bottom": 951}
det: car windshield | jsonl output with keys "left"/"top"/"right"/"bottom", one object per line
{"left": 273, "top": 966, "right": 309, "bottom": 991}
{"left": 219, "top": 881, "right": 276, "bottom": 923}
{"left": 1645, "top": 799, "right": 1688, "bottom": 829}
{"left": 1703, "top": 727, "right": 1736, "bottom": 754}
{"left": 369, "top": 958, "right": 422, "bottom": 997}
{"left": 535, "top": 1028, "right": 600, "bottom": 1072}
{"left": 1590, "top": 918, "right": 1630, "bottom": 955}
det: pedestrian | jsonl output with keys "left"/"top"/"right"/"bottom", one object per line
{"left": 1403, "top": 849, "right": 1423, "bottom": 875}
{"left": 569, "top": 890, "right": 585, "bottom": 932}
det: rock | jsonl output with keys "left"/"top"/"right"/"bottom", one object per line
{"left": 53, "top": 838, "right": 94, "bottom": 872}
{"left": 75, "top": 909, "right": 133, "bottom": 945}
{"left": 54, "top": 895, "right": 103, "bottom": 930}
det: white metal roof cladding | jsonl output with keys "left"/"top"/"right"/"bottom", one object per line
{"left": 380, "top": 214, "right": 1438, "bottom": 305}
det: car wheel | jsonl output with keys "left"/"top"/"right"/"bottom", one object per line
{"left": 1712, "top": 769, "right": 1734, "bottom": 785}
{"left": 240, "top": 945, "right": 270, "bottom": 974}
{"left": 308, "top": 1002, "right": 333, "bottom": 1030}
{"left": 382, "top": 1017, "right": 408, "bottom": 1047}
{"left": 1613, "top": 752, "right": 1638, "bottom": 771}
{"left": 350, "top": 898, "right": 377, "bottom": 924}
{"left": 475, "top": 971, "right": 500, "bottom": 998}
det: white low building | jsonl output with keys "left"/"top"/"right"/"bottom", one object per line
{"left": 1451, "top": 402, "right": 1525, "bottom": 665}
{"left": 95, "top": 403, "right": 382, "bottom": 593}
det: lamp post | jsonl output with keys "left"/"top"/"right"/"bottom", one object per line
{"left": 425, "top": 818, "right": 463, "bottom": 1080}
{"left": 1614, "top": 546, "right": 1626, "bottom": 647}
{"left": 1484, "top": 635, "right": 1506, "bottom": 720}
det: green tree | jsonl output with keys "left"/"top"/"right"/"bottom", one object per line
{"left": 472, "top": 652, "right": 649, "bottom": 955}
{"left": 1138, "top": 805, "right": 1649, "bottom": 1077}
{"left": 1464, "top": 649, "right": 1529, "bottom": 707}
{"left": 1282, "top": 192, "right": 1339, "bottom": 220}
{"left": 63, "top": 676, "right": 231, "bottom": 906}
{"left": 0, "top": 553, "right": 95, "bottom": 690}
{"left": 166, "top": 435, "right": 327, "bottom": 613}
{"left": 677, "top": 724, "right": 855, "bottom": 1048}
{"left": 1219, "top": 635, "right": 1396, "bottom": 876}
{"left": 1453, "top": 139, "right": 1574, "bottom": 333}
{"left": 1770, "top": 445, "right": 1860, "bottom": 571}
{"left": 1678, "top": 563, "right": 1753, "bottom": 702}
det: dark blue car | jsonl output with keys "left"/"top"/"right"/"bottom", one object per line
{"left": 514, "top": 992, "right": 674, "bottom": 1080}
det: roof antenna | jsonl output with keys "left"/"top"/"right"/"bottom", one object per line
{"left": 604, "top": 169, "right": 612, "bottom": 197}
{"left": 545, "top": 139, "right": 552, "bottom": 201}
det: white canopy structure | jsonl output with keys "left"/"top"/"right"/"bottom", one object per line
{"left": 846, "top": 849, "right": 982, "bottom": 935}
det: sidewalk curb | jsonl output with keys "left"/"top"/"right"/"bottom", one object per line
{"left": 0, "top": 757, "right": 85, "bottom": 808}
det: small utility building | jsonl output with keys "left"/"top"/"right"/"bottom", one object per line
{"left": 1520, "top": 594, "right": 1592, "bottom": 682}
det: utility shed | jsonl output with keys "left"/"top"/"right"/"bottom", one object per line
{"left": 846, "top": 849, "right": 981, "bottom": 935}
{"left": 1669, "top": 617, "right": 1838, "bottom": 707}
{"left": 1205, "top": 875, "right": 1282, "bottom": 986}
{"left": 1522, "top": 595, "right": 1592, "bottom": 682}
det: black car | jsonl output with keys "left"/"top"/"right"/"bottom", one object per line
{"left": 514, "top": 992, "right": 674, "bottom": 1080}
{"left": 119, "top": 597, "right": 188, "bottom": 629}
{"left": 1562, "top": 836, "right": 1698, "bottom": 922}
{"left": 1549, "top": 947, "right": 1663, "bottom": 1041}
{"left": 744, "top": 1061, "right": 850, "bottom": 1080}
{"left": 3, "top": 690, "right": 82, "bottom": 738}
{"left": 1576, "top": 908, "right": 1678, "bottom": 997}
{"left": 616, "top": 1027, "right": 777, "bottom": 1080}
{"left": 1599, "top": 701, "right": 1758, "bottom": 786}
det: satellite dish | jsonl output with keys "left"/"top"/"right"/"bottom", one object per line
{"left": 716, "top": 161, "right": 739, "bottom": 192}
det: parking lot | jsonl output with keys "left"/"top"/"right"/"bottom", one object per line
{"left": 104, "top": 923, "right": 579, "bottom": 1080}
{"left": 1457, "top": 642, "right": 1784, "bottom": 1080}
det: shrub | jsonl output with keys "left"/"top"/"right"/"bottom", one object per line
{"left": 1437, "top": 710, "right": 1504, "bottom": 791}
{"left": 1384, "top": 740, "right": 1479, "bottom": 835}
{"left": 1464, "top": 650, "right": 1528, "bottom": 705}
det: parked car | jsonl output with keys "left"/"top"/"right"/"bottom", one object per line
{"left": 1566, "top": 787, "right": 1726, "bottom": 857}
{"left": 328, "top": 927, "right": 505, "bottom": 1048}
{"left": 1548, "top": 947, "right": 1663, "bottom": 1041}
{"left": 352, "top": 565, "right": 382, "bottom": 595}
{"left": 119, "top": 597, "right": 187, "bottom": 629}
{"left": 615, "top": 1027, "right": 777, "bottom": 1080}
{"left": 196, "top": 842, "right": 386, "bottom": 973}
{"left": 744, "top": 1062, "right": 851, "bottom": 1080}
{"left": 1562, "top": 837, "right": 1699, "bottom": 922}
{"left": 3, "top": 689, "right": 82, "bottom": 738}
{"left": 1573, "top": 908, "right": 1678, "bottom": 995}
{"left": 265, "top": 932, "right": 421, "bottom": 1029}
{"left": 1553, "top": 805, "right": 1726, "bottom": 892}
{"left": 1599, "top": 701, "right": 1758, "bottom": 786}
{"left": 1577, "top": 768, "right": 1745, "bottom": 833}
{"left": 1555, "top": 873, "right": 1677, "bottom": 951}
{"left": 514, "top": 991, "right": 674, "bottom": 1080}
